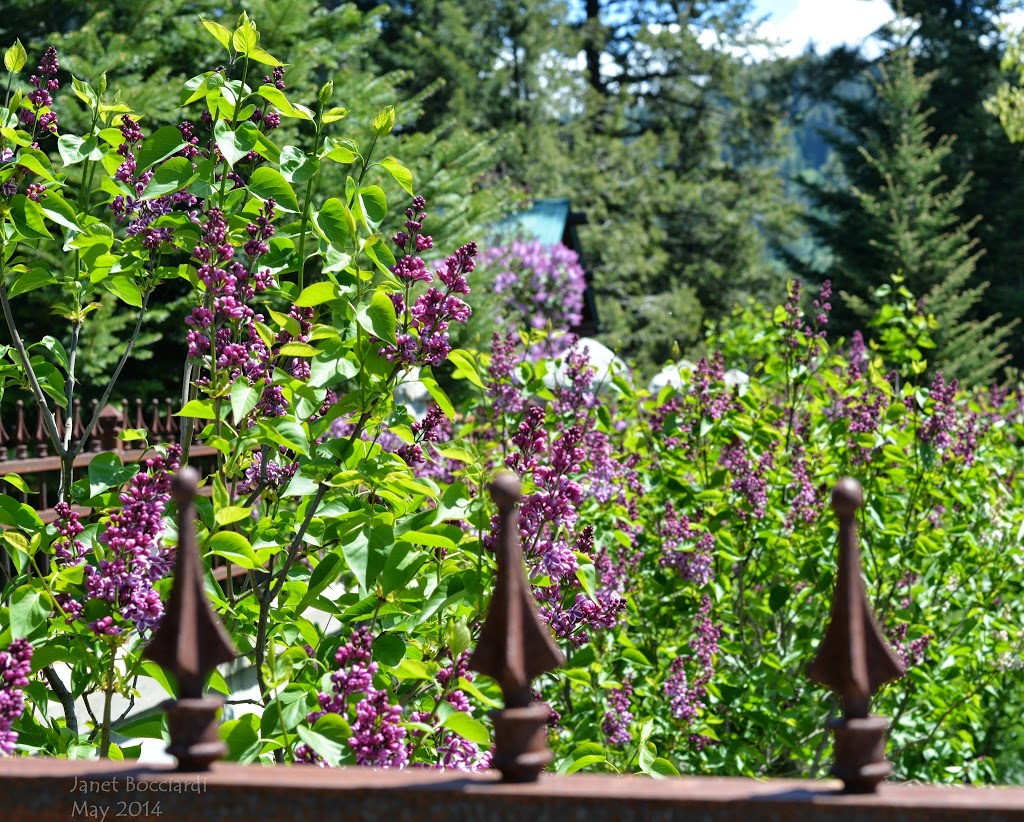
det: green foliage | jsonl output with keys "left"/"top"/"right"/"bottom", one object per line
{"left": 794, "top": 43, "right": 1016, "bottom": 385}
{"left": 0, "top": 4, "right": 1023, "bottom": 788}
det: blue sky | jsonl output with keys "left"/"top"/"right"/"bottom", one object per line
{"left": 751, "top": 0, "right": 894, "bottom": 57}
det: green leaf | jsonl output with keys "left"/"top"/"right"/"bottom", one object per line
{"left": 393, "top": 658, "right": 432, "bottom": 681}
{"left": 4, "top": 40, "right": 27, "bottom": 73}
{"left": 372, "top": 633, "right": 407, "bottom": 667}
{"left": 0, "top": 495, "right": 42, "bottom": 530}
{"left": 379, "top": 156, "right": 413, "bottom": 195}
{"left": 34, "top": 335, "right": 69, "bottom": 370}
{"left": 57, "top": 134, "right": 103, "bottom": 167}
{"left": 10, "top": 194, "right": 51, "bottom": 239}
{"left": 357, "top": 185, "right": 387, "bottom": 230}
{"left": 310, "top": 341, "right": 359, "bottom": 388}
{"left": 176, "top": 399, "right": 218, "bottom": 419}
{"left": 649, "top": 757, "right": 680, "bottom": 778}
{"left": 355, "top": 290, "right": 397, "bottom": 347}
{"left": 88, "top": 452, "right": 138, "bottom": 497}
{"left": 141, "top": 157, "right": 196, "bottom": 200}
{"left": 261, "top": 418, "right": 309, "bottom": 456}
{"left": 257, "top": 88, "right": 314, "bottom": 122}
{"left": 446, "top": 616, "right": 472, "bottom": 658}
{"left": 314, "top": 198, "right": 351, "bottom": 248}
{"left": 16, "top": 148, "right": 56, "bottom": 182}
{"left": 295, "top": 281, "right": 340, "bottom": 307}
{"left": 214, "top": 505, "right": 252, "bottom": 527}
{"left": 248, "top": 166, "right": 299, "bottom": 213}
{"left": 296, "top": 551, "right": 344, "bottom": 613}
{"left": 103, "top": 275, "right": 143, "bottom": 308}
{"left": 448, "top": 349, "right": 485, "bottom": 389}
{"left": 232, "top": 19, "right": 259, "bottom": 55}
{"left": 39, "top": 192, "right": 82, "bottom": 232}
{"left": 208, "top": 531, "right": 259, "bottom": 569}
{"left": 556, "top": 743, "right": 610, "bottom": 776}
{"left": 230, "top": 378, "right": 260, "bottom": 425}
{"left": 381, "top": 542, "right": 426, "bottom": 595}
{"left": 295, "top": 724, "right": 345, "bottom": 767}
{"left": 323, "top": 137, "right": 357, "bottom": 164}
{"left": 372, "top": 105, "right": 395, "bottom": 136}
{"left": 248, "top": 47, "right": 283, "bottom": 67}
{"left": 442, "top": 711, "right": 490, "bottom": 746}
{"left": 342, "top": 522, "right": 392, "bottom": 594}
{"left": 769, "top": 583, "right": 790, "bottom": 613}
{"left": 638, "top": 741, "right": 657, "bottom": 773}
{"left": 279, "top": 342, "right": 317, "bottom": 357}
{"left": 200, "top": 17, "right": 232, "bottom": 50}
{"left": 419, "top": 375, "right": 455, "bottom": 420}
{"left": 10, "top": 585, "right": 48, "bottom": 639}
{"left": 137, "top": 126, "right": 187, "bottom": 172}
{"left": 0, "top": 473, "right": 30, "bottom": 493}
{"left": 214, "top": 119, "right": 257, "bottom": 168}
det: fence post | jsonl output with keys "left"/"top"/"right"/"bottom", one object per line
{"left": 469, "top": 471, "right": 565, "bottom": 782}
{"left": 143, "top": 467, "right": 237, "bottom": 771}
{"left": 807, "top": 477, "right": 905, "bottom": 793}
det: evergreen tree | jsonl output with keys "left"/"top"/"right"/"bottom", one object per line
{"left": 798, "top": 45, "right": 1015, "bottom": 384}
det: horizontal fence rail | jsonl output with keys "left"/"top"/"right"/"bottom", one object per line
{"left": 4, "top": 759, "right": 1024, "bottom": 822}
{"left": 0, "top": 397, "right": 218, "bottom": 522}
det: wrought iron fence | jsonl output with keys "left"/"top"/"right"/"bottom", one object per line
{"left": 2, "top": 469, "right": 1024, "bottom": 820}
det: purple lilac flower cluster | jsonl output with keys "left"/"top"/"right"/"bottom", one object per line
{"left": 301, "top": 628, "right": 407, "bottom": 768}
{"left": 480, "top": 240, "right": 586, "bottom": 335}
{"left": 52, "top": 501, "right": 84, "bottom": 565}
{"left": 821, "top": 332, "right": 890, "bottom": 466}
{"left": 602, "top": 676, "right": 634, "bottom": 746}
{"left": 236, "top": 448, "right": 298, "bottom": 495}
{"left": 0, "top": 639, "right": 32, "bottom": 756}
{"left": 719, "top": 440, "right": 775, "bottom": 522}
{"left": 484, "top": 332, "right": 526, "bottom": 419}
{"left": 396, "top": 405, "right": 451, "bottom": 466}
{"left": 55, "top": 447, "right": 181, "bottom": 634}
{"left": 650, "top": 352, "right": 736, "bottom": 457}
{"left": 918, "top": 373, "right": 979, "bottom": 465}
{"left": 20, "top": 46, "right": 59, "bottom": 135}
{"left": 663, "top": 596, "right": 720, "bottom": 732}
{"left": 784, "top": 445, "right": 821, "bottom": 530}
{"left": 406, "top": 653, "right": 492, "bottom": 772}
{"left": 552, "top": 340, "right": 599, "bottom": 415}
{"left": 185, "top": 203, "right": 277, "bottom": 400}
{"left": 888, "top": 623, "right": 933, "bottom": 667}
{"left": 383, "top": 197, "right": 474, "bottom": 367}
{"left": 109, "top": 116, "right": 202, "bottom": 252}
{"left": 481, "top": 338, "right": 636, "bottom": 650}
{"left": 658, "top": 502, "right": 715, "bottom": 586}
{"left": 780, "top": 279, "right": 831, "bottom": 351}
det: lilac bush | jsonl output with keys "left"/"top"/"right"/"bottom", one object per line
{"left": 480, "top": 240, "right": 586, "bottom": 339}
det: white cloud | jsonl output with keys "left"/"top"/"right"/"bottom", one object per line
{"left": 758, "top": 0, "right": 895, "bottom": 58}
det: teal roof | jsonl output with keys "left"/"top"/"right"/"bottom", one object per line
{"left": 497, "top": 199, "right": 571, "bottom": 246}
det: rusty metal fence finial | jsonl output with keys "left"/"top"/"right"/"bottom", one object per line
{"left": 469, "top": 471, "right": 565, "bottom": 783}
{"left": 808, "top": 478, "right": 905, "bottom": 793}
{"left": 143, "top": 467, "right": 237, "bottom": 771}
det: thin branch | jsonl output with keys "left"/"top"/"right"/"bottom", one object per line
{"left": 0, "top": 283, "right": 65, "bottom": 454}
{"left": 71, "top": 291, "right": 151, "bottom": 458}
{"left": 42, "top": 665, "right": 78, "bottom": 736}
{"left": 63, "top": 321, "right": 82, "bottom": 451}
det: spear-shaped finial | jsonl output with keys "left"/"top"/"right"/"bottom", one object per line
{"left": 144, "top": 467, "right": 237, "bottom": 770}
{"left": 808, "top": 478, "right": 904, "bottom": 793}
{"left": 469, "top": 472, "right": 565, "bottom": 782}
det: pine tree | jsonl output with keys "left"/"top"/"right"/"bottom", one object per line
{"left": 801, "top": 45, "right": 1015, "bottom": 384}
